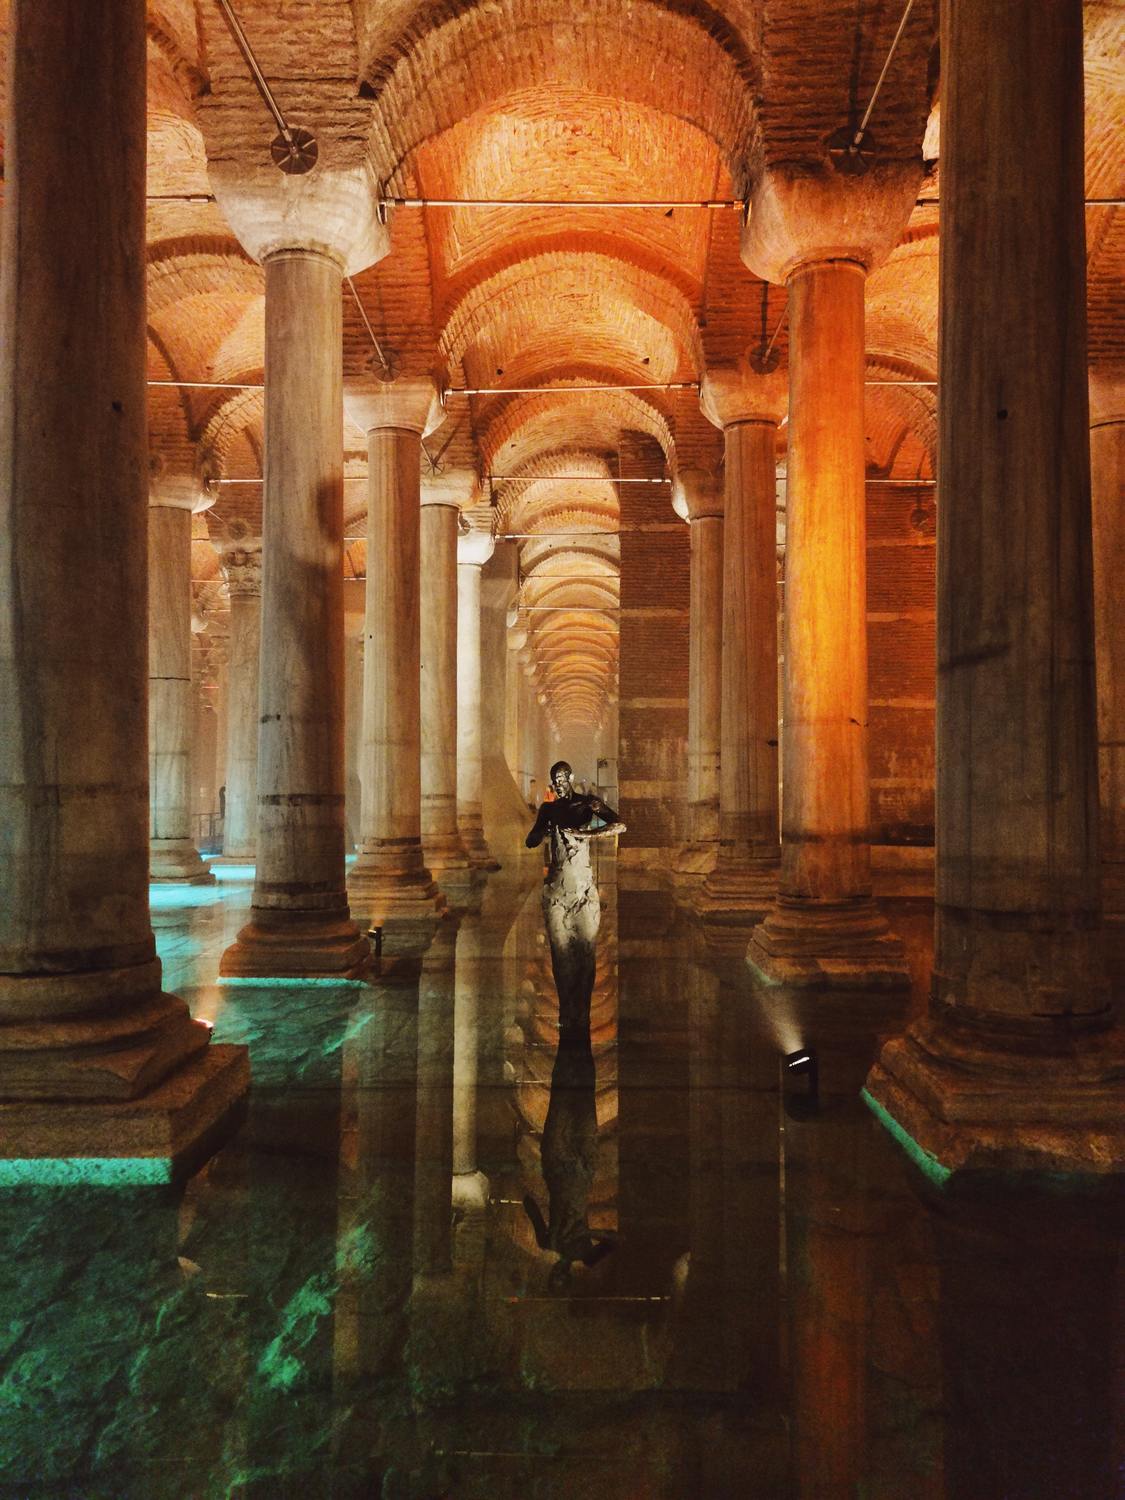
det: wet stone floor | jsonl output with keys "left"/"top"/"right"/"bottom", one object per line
{"left": 1, "top": 854, "right": 1121, "bottom": 1499}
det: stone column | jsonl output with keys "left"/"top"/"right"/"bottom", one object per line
{"left": 220, "top": 250, "right": 369, "bottom": 977}
{"left": 217, "top": 532, "right": 262, "bottom": 862}
{"left": 457, "top": 519, "right": 500, "bottom": 869}
{"left": 866, "top": 0, "right": 1124, "bottom": 1177}
{"left": 671, "top": 469, "right": 724, "bottom": 891}
{"left": 420, "top": 470, "right": 476, "bottom": 892}
{"left": 345, "top": 379, "right": 444, "bottom": 926}
{"left": 1090, "top": 371, "right": 1125, "bottom": 918}
{"left": 0, "top": 0, "right": 245, "bottom": 1165}
{"left": 451, "top": 910, "right": 489, "bottom": 1211}
{"left": 148, "top": 459, "right": 216, "bottom": 883}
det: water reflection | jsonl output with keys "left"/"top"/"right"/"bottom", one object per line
{"left": 0, "top": 868, "right": 1120, "bottom": 1497}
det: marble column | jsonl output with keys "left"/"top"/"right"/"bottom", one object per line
{"left": 148, "top": 461, "right": 215, "bottom": 883}
{"left": 0, "top": 0, "right": 246, "bottom": 1163}
{"left": 215, "top": 531, "right": 261, "bottom": 862}
{"left": 1090, "top": 372, "right": 1125, "bottom": 918}
{"left": 742, "top": 276, "right": 908, "bottom": 984}
{"left": 220, "top": 250, "right": 369, "bottom": 977}
{"left": 420, "top": 470, "right": 476, "bottom": 893}
{"left": 866, "top": 0, "right": 1124, "bottom": 1177}
{"left": 451, "top": 910, "right": 489, "bottom": 1212}
{"left": 346, "top": 380, "right": 444, "bottom": 926}
{"left": 457, "top": 522, "right": 501, "bottom": 869}
{"left": 671, "top": 469, "right": 724, "bottom": 891}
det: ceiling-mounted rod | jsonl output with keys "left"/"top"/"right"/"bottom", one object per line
{"left": 213, "top": 0, "right": 292, "bottom": 141}
{"left": 149, "top": 379, "right": 263, "bottom": 390}
{"left": 915, "top": 197, "right": 1122, "bottom": 207}
{"left": 488, "top": 475, "right": 670, "bottom": 484}
{"left": 852, "top": 0, "right": 917, "bottom": 150}
{"left": 147, "top": 193, "right": 216, "bottom": 204}
{"left": 381, "top": 196, "right": 742, "bottom": 210}
{"left": 448, "top": 381, "right": 698, "bottom": 397}
{"left": 865, "top": 379, "right": 937, "bottom": 386}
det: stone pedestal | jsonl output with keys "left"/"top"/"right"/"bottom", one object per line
{"left": 0, "top": 0, "right": 246, "bottom": 1172}
{"left": 1090, "top": 372, "right": 1125, "bottom": 918}
{"left": 866, "top": 0, "right": 1124, "bottom": 1178}
{"left": 345, "top": 381, "right": 445, "bottom": 927}
{"left": 216, "top": 531, "right": 262, "bottom": 862}
{"left": 671, "top": 469, "right": 723, "bottom": 892}
{"left": 421, "top": 471, "right": 476, "bottom": 895}
{"left": 696, "top": 371, "right": 787, "bottom": 922}
{"left": 220, "top": 250, "right": 368, "bottom": 978}
{"left": 457, "top": 523, "right": 501, "bottom": 869}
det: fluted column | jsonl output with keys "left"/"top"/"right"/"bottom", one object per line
{"left": 457, "top": 520, "right": 500, "bottom": 869}
{"left": 148, "top": 459, "right": 216, "bottom": 883}
{"left": 0, "top": 0, "right": 246, "bottom": 1165}
{"left": 220, "top": 250, "right": 369, "bottom": 977}
{"left": 671, "top": 469, "right": 724, "bottom": 891}
{"left": 346, "top": 379, "right": 444, "bottom": 926}
{"left": 420, "top": 470, "right": 476, "bottom": 893}
{"left": 217, "top": 532, "right": 262, "bottom": 862}
{"left": 1090, "top": 372, "right": 1125, "bottom": 918}
{"left": 867, "top": 0, "right": 1124, "bottom": 1178}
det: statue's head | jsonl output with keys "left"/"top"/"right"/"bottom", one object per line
{"left": 550, "top": 760, "right": 573, "bottom": 798}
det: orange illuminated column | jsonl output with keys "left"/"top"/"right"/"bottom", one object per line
{"left": 1090, "top": 372, "right": 1125, "bottom": 919}
{"left": 670, "top": 468, "right": 724, "bottom": 890}
{"left": 0, "top": 0, "right": 246, "bottom": 1168}
{"left": 457, "top": 516, "right": 501, "bottom": 869}
{"left": 148, "top": 456, "right": 216, "bottom": 884}
{"left": 217, "top": 529, "right": 262, "bottom": 861}
{"left": 346, "top": 379, "right": 445, "bottom": 927}
{"left": 696, "top": 368, "right": 788, "bottom": 923}
{"left": 420, "top": 469, "right": 476, "bottom": 894}
{"left": 867, "top": 0, "right": 1124, "bottom": 1177}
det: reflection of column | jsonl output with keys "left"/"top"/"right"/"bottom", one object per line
{"left": 867, "top": 0, "right": 1123, "bottom": 1177}
{"left": 1090, "top": 372, "right": 1125, "bottom": 918}
{"left": 148, "top": 460, "right": 215, "bottom": 883}
{"left": 413, "top": 919, "right": 458, "bottom": 1279}
{"left": 744, "top": 269, "right": 909, "bottom": 984}
{"left": 451, "top": 912, "right": 489, "bottom": 1210}
{"left": 346, "top": 380, "right": 444, "bottom": 925}
{"left": 218, "top": 533, "right": 262, "bottom": 861}
{"left": 671, "top": 469, "right": 723, "bottom": 890}
{"left": 420, "top": 471, "right": 474, "bottom": 891}
{"left": 457, "top": 520, "right": 500, "bottom": 869}
{"left": 220, "top": 250, "right": 369, "bottom": 978}
{"left": 0, "top": 0, "right": 246, "bottom": 1162}
{"left": 505, "top": 615, "right": 528, "bottom": 785}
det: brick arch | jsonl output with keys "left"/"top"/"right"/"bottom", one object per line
{"left": 482, "top": 387, "right": 674, "bottom": 473}
{"left": 365, "top": 0, "right": 759, "bottom": 194}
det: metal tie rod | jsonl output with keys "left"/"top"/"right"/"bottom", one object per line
{"left": 381, "top": 196, "right": 742, "bottom": 210}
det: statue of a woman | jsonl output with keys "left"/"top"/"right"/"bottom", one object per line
{"left": 525, "top": 760, "right": 625, "bottom": 1019}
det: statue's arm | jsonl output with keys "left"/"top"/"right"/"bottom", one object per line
{"left": 525, "top": 802, "right": 551, "bottom": 849}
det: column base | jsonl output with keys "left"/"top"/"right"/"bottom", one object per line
{"left": 864, "top": 1020, "right": 1125, "bottom": 1182}
{"left": 150, "top": 840, "right": 215, "bottom": 885}
{"left": 220, "top": 907, "right": 371, "bottom": 980}
{"left": 451, "top": 1168, "right": 490, "bottom": 1214}
{"left": 669, "top": 843, "right": 718, "bottom": 894}
{"left": 347, "top": 842, "right": 447, "bottom": 925}
{"left": 423, "top": 833, "right": 477, "bottom": 901}
{"left": 696, "top": 853, "right": 778, "bottom": 924}
{"left": 747, "top": 897, "right": 911, "bottom": 989}
{"left": 210, "top": 852, "right": 256, "bottom": 867}
{"left": 0, "top": 1043, "right": 249, "bottom": 1184}
{"left": 459, "top": 819, "right": 500, "bottom": 871}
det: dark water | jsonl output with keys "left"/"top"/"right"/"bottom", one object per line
{"left": 1, "top": 861, "right": 1120, "bottom": 1498}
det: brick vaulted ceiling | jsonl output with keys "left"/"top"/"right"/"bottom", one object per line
{"left": 1, "top": 1, "right": 1122, "bottom": 727}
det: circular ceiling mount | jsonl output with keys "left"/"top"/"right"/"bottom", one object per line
{"left": 748, "top": 346, "right": 781, "bottom": 376}
{"left": 270, "top": 127, "right": 318, "bottom": 176}
{"left": 827, "top": 126, "right": 876, "bottom": 177}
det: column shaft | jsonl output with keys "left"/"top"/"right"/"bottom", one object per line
{"left": 0, "top": 0, "right": 244, "bottom": 1145}
{"left": 348, "top": 427, "right": 442, "bottom": 923}
{"left": 221, "top": 584, "right": 261, "bottom": 859}
{"left": 149, "top": 503, "right": 213, "bottom": 883}
{"left": 748, "top": 263, "right": 907, "bottom": 985}
{"left": 221, "top": 251, "right": 367, "bottom": 977}
{"left": 421, "top": 501, "right": 472, "bottom": 886}
{"left": 672, "top": 502, "right": 724, "bottom": 889}
{"left": 1091, "top": 408, "right": 1125, "bottom": 915}
{"left": 457, "top": 561, "right": 499, "bottom": 868}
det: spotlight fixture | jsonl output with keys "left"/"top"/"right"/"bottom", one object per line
{"left": 366, "top": 926, "right": 384, "bottom": 958}
{"left": 783, "top": 1046, "right": 819, "bottom": 1116}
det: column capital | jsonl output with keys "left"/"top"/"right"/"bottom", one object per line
{"left": 701, "top": 365, "right": 787, "bottom": 430}
{"left": 208, "top": 159, "right": 389, "bottom": 277}
{"left": 344, "top": 374, "right": 441, "bottom": 436}
{"left": 458, "top": 505, "right": 496, "bottom": 569}
{"left": 421, "top": 465, "right": 481, "bottom": 510}
{"left": 672, "top": 466, "right": 723, "bottom": 522}
{"left": 220, "top": 538, "right": 264, "bottom": 600}
{"left": 1090, "top": 367, "right": 1125, "bottom": 428}
{"left": 741, "top": 163, "right": 921, "bottom": 285}
{"left": 148, "top": 450, "right": 218, "bottom": 513}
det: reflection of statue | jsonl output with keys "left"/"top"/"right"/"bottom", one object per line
{"left": 525, "top": 760, "right": 624, "bottom": 1021}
